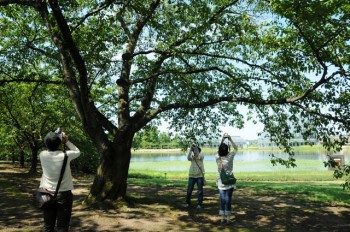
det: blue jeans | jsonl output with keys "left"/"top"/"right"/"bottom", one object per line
{"left": 43, "top": 191, "right": 73, "bottom": 232}
{"left": 219, "top": 188, "right": 233, "bottom": 216}
{"left": 186, "top": 177, "right": 204, "bottom": 206}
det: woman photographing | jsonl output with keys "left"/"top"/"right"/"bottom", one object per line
{"left": 39, "top": 129, "right": 80, "bottom": 231}
{"left": 215, "top": 133, "right": 238, "bottom": 223}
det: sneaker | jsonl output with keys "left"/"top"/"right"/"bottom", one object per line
{"left": 196, "top": 205, "right": 202, "bottom": 209}
{"left": 184, "top": 204, "right": 190, "bottom": 208}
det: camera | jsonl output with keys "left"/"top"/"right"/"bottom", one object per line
{"left": 55, "top": 128, "right": 62, "bottom": 134}
{"left": 55, "top": 128, "right": 64, "bottom": 141}
{"left": 223, "top": 133, "right": 229, "bottom": 138}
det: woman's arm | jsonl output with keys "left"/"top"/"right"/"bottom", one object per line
{"left": 222, "top": 133, "right": 238, "bottom": 152}
{"left": 65, "top": 141, "right": 81, "bottom": 160}
{"left": 187, "top": 148, "right": 193, "bottom": 161}
{"left": 65, "top": 141, "right": 80, "bottom": 152}
{"left": 62, "top": 133, "right": 80, "bottom": 159}
{"left": 228, "top": 136, "right": 238, "bottom": 152}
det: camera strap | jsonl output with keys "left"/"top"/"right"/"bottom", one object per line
{"left": 53, "top": 152, "right": 68, "bottom": 199}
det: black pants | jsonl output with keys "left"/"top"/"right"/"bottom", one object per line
{"left": 43, "top": 191, "right": 73, "bottom": 232}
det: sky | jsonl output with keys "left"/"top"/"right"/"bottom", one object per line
{"left": 219, "top": 121, "right": 264, "bottom": 140}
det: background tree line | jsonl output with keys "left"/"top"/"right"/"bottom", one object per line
{"left": 132, "top": 126, "right": 181, "bottom": 150}
{"left": 0, "top": 82, "right": 99, "bottom": 173}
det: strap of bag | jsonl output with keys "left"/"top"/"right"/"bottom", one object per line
{"left": 193, "top": 157, "right": 205, "bottom": 178}
{"left": 53, "top": 152, "right": 68, "bottom": 199}
{"left": 220, "top": 158, "right": 226, "bottom": 172}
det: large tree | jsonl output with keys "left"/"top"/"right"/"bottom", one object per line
{"left": 0, "top": 0, "right": 349, "bottom": 205}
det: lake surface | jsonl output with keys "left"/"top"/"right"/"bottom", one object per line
{"left": 130, "top": 150, "right": 350, "bottom": 172}
{"left": 131, "top": 150, "right": 350, "bottom": 162}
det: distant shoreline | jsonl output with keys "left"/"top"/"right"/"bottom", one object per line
{"left": 132, "top": 148, "right": 182, "bottom": 153}
{"left": 132, "top": 145, "right": 350, "bottom": 154}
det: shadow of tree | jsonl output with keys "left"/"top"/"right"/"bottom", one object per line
{"left": 1, "top": 163, "right": 350, "bottom": 232}
{"left": 0, "top": 165, "right": 43, "bottom": 231}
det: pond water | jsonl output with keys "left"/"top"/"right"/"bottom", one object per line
{"left": 130, "top": 150, "right": 350, "bottom": 172}
{"left": 131, "top": 150, "right": 350, "bottom": 162}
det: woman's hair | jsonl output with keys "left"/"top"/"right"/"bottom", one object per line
{"left": 44, "top": 132, "right": 61, "bottom": 151}
{"left": 192, "top": 144, "right": 201, "bottom": 154}
{"left": 218, "top": 143, "right": 229, "bottom": 156}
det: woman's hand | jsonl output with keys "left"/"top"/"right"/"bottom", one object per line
{"left": 223, "top": 133, "right": 230, "bottom": 139}
{"left": 61, "top": 132, "right": 68, "bottom": 144}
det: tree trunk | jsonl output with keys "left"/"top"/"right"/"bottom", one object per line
{"left": 84, "top": 139, "right": 132, "bottom": 206}
{"left": 19, "top": 151, "right": 25, "bottom": 168}
{"left": 30, "top": 147, "right": 38, "bottom": 173}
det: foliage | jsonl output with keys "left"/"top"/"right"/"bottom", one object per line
{"left": 0, "top": 81, "right": 98, "bottom": 173}
{"left": 0, "top": 82, "right": 72, "bottom": 171}
{"left": 0, "top": 0, "right": 349, "bottom": 199}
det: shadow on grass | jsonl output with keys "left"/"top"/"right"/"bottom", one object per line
{"left": 0, "top": 164, "right": 96, "bottom": 232}
{"left": 125, "top": 174, "right": 350, "bottom": 231}
{"left": 1, "top": 164, "right": 350, "bottom": 231}
{"left": 0, "top": 168, "right": 43, "bottom": 231}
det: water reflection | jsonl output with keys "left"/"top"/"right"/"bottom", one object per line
{"left": 131, "top": 150, "right": 350, "bottom": 162}
{"left": 130, "top": 150, "right": 350, "bottom": 172}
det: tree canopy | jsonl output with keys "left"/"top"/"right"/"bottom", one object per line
{"left": 0, "top": 0, "right": 349, "bottom": 203}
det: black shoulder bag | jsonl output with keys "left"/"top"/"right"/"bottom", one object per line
{"left": 33, "top": 152, "right": 68, "bottom": 210}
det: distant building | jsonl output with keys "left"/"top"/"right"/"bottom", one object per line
{"left": 258, "top": 132, "right": 318, "bottom": 148}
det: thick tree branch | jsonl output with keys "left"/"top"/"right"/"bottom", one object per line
{"left": 208, "top": 0, "right": 240, "bottom": 23}
{"left": 25, "top": 44, "right": 59, "bottom": 61}
{"left": 95, "top": 110, "right": 118, "bottom": 135}
{"left": 124, "top": 0, "right": 160, "bottom": 55}
{"left": 131, "top": 55, "right": 167, "bottom": 124}
{"left": 72, "top": 0, "right": 121, "bottom": 32}
{"left": 48, "top": 0, "right": 89, "bottom": 94}
{"left": 179, "top": 50, "right": 278, "bottom": 77}
{"left": 118, "top": 0, "right": 161, "bottom": 128}
{"left": 291, "top": 102, "right": 350, "bottom": 127}
{"left": 127, "top": 1, "right": 243, "bottom": 129}
{"left": 288, "top": 70, "right": 343, "bottom": 102}
{"left": 0, "top": 0, "right": 35, "bottom": 6}
{"left": 0, "top": 78, "right": 62, "bottom": 85}
{"left": 318, "top": 27, "right": 346, "bottom": 51}
{"left": 116, "top": 0, "right": 132, "bottom": 37}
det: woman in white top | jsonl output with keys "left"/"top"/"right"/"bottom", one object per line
{"left": 185, "top": 144, "right": 205, "bottom": 209}
{"left": 39, "top": 129, "right": 80, "bottom": 232}
{"left": 215, "top": 133, "right": 238, "bottom": 223}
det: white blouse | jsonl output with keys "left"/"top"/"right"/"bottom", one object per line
{"left": 39, "top": 141, "right": 80, "bottom": 192}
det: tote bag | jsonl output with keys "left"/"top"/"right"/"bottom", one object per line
{"left": 220, "top": 158, "right": 237, "bottom": 185}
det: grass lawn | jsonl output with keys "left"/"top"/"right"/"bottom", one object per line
{"left": 129, "top": 157, "right": 350, "bottom": 206}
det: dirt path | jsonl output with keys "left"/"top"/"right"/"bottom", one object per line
{"left": 1, "top": 163, "right": 350, "bottom": 231}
